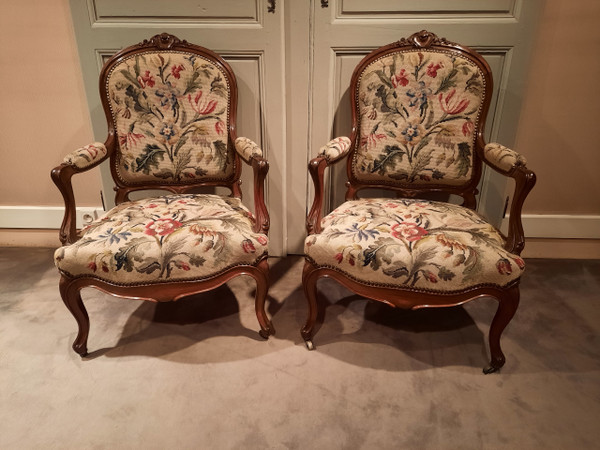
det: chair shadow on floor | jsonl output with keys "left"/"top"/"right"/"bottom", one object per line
{"left": 299, "top": 278, "right": 494, "bottom": 372}
{"left": 83, "top": 257, "right": 296, "bottom": 362}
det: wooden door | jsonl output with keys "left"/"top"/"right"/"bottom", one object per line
{"left": 69, "top": 0, "right": 287, "bottom": 256}
{"left": 287, "top": 0, "right": 542, "bottom": 253}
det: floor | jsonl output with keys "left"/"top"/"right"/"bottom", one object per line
{"left": 1, "top": 247, "right": 599, "bottom": 449}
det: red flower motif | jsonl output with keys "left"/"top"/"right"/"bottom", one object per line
{"left": 334, "top": 252, "right": 343, "bottom": 264}
{"left": 242, "top": 239, "right": 256, "bottom": 253}
{"left": 462, "top": 119, "right": 475, "bottom": 137}
{"left": 138, "top": 70, "right": 155, "bottom": 88}
{"left": 439, "top": 89, "right": 470, "bottom": 115}
{"left": 391, "top": 69, "right": 409, "bottom": 88}
{"left": 423, "top": 271, "right": 438, "bottom": 283}
{"left": 188, "top": 91, "right": 217, "bottom": 115}
{"left": 513, "top": 257, "right": 525, "bottom": 270}
{"left": 426, "top": 62, "right": 443, "bottom": 78}
{"left": 119, "top": 131, "right": 145, "bottom": 150}
{"left": 171, "top": 64, "right": 184, "bottom": 79}
{"left": 496, "top": 258, "right": 513, "bottom": 275}
{"left": 418, "top": 174, "right": 431, "bottom": 181}
{"left": 257, "top": 235, "right": 268, "bottom": 246}
{"left": 215, "top": 120, "right": 225, "bottom": 135}
{"left": 177, "top": 261, "right": 190, "bottom": 271}
{"left": 348, "top": 255, "right": 355, "bottom": 266}
{"left": 101, "top": 263, "right": 109, "bottom": 273}
{"left": 87, "top": 262, "right": 97, "bottom": 272}
{"left": 144, "top": 218, "right": 183, "bottom": 236}
{"left": 360, "top": 132, "right": 386, "bottom": 148}
{"left": 391, "top": 222, "right": 429, "bottom": 242}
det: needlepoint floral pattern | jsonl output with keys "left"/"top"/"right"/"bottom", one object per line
{"left": 305, "top": 198, "right": 524, "bottom": 292}
{"left": 107, "top": 51, "right": 232, "bottom": 184}
{"left": 54, "top": 194, "right": 268, "bottom": 284}
{"left": 353, "top": 50, "right": 486, "bottom": 186}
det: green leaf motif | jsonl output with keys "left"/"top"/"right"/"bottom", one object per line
{"left": 456, "top": 142, "right": 471, "bottom": 178}
{"left": 135, "top": 144, "right": 165, "bottom": 174}
{"left": 371, "top": 145, "right": 406, "bottom": 175}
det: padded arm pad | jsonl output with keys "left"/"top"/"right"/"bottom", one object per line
{"left": 63, "top": 142, "right": 108, "bottom": 169}
{"left": 234, "top": 137, "right": 263, "bottom": 163}
{"left": 318, "top": 137, "right": 351, "bottom": 162}
{"left": 484, "top": 143, "right": 528, "bottom": 173}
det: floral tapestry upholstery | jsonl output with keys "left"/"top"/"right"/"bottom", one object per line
{"left": 353, "top": 50, "right": 486, "bottom": 186}
{"left": 484, "top": 143, "right": 527, "bottom": 173}
{"left": 106, "top": 51, "right": 232, "bottom": 184}
{"left": 319, "top": 137, "right": 352, "bottom": 161}
{"left": 305, "top": 198, "right": 524, "bottom": 292}
{"left": 64, "top": 142, "right": 108, "bottom": 169}
{"left": 54, "top": 194, "right": 268, "bottom": 285}
{"left": 234, "top": 137, "right": 262, "bottom": 163}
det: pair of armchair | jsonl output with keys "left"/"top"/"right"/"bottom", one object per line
{"left": 53, "top": 31, "right": 535, "bottom": 373}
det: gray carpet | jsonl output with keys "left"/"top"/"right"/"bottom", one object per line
{"left": 1, "top": 247, "right": 599, "bottom": 449}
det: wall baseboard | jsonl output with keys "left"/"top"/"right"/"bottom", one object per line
{"left": 0, "top": 206, "right": 104, "bottom": 229}
{"left": 502, "top": 214, "right": 600, "bottom": 239}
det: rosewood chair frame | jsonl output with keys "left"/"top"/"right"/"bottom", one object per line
{"left": 52, "top": 33, "right": 273, "bottom": 357}
{"left": 302, "top": 31, "right": 536, "bottom": 373}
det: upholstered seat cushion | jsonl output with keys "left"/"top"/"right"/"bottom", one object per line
{"left": 305, "top": 198, "right": 524, "bottom": 292}
{"left": 55, "top": 194, "right": 268, "bottom": 284}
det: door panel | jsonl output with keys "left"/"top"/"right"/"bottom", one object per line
{"left": 69, "top": 0, "right": 286, "bottom": 256}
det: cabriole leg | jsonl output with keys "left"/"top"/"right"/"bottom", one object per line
{"left": 253, "top": 259, "right": 274, "bottom": 339}
{"left": 59, "top": 275, "right": 89, "bottom": 357}
{"left": 484, "top": 286, "right": 520, "bottom": 374}
{"left": 301, "top": 261, "right": 319, "bottom": 350}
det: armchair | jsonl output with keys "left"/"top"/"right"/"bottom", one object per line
{"left": 52, "top": 33, "right": 273, "bottom": 356}
{"left": 302, "top": 31, "right": 536, "bottom": 373}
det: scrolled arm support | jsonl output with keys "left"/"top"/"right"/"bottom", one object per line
{"left": 306, "top": 157, "right": 330, "bottom": 236}
{"left": 233, "top": 137, "right": 269, "bottom": 234}
{"left": 306, "top": 137, "right": 351, "bottom": 235}
{"left": 250, "top": 155, "right": 270, "bottom": 235}
{"left": 480, "top": 143, "right": 536, "bottom": 255}
{"left": 51, "top": 142, "right": 111, "bottom": 245}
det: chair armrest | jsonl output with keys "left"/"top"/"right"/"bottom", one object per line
{"left": 234, "top": 137, "right": 262, "bottom": 164}
{"left": 318, "top": 137, "right": 351, "bottom": 163}
{"left": 481, "top": 143, "right": 536, "bottom": 255}
{"left": 234, "top": 137, "right": 269, "bottom": 234}
{"left": 483, "top": 143, "right": 528, "bottom": 174}
{"left": 306, "top": 137, "right": 351, "bottom": 235}
{"left": 51, "top": 142, "right": 110, "bottom": 245}
{"left": 63, "top": 142, "right": 108, "bottom": 169}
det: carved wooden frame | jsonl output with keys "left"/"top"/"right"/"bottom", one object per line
{"left": 51, "top": 33, "right": 273, "bottom": 356}
{"left": 303, "top": 30, "right": 536, "bottom": 373}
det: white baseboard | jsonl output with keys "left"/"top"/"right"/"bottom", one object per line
{"left": 502, "top": 214, "right": 600, "bottom": 239}
{"left": 0, "top": 206, "right": 105, "bottom": 229}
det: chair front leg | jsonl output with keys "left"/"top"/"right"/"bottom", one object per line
{"left": 59, "top": 275, "right": 90, "bottom": 357}
{"left": 484, "top": 285, "right": 520, "bottom": 374}
{"left": 301, "top": 260, "right": 321, "bottom": 350}
{"left": 250, "top": 258, "right": 274, "bottom": 339}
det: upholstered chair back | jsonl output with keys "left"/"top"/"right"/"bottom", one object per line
{"left": 102, "top": 37, "right": 236, "bottom": 187}
{"left": 349, "top": 34, "right": 491, "bottom": 194}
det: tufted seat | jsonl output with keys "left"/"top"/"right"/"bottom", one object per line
{"left": 55, "top": 194, "right": 268, "bottom": 285}
{"left": 305, "top": 198, "right": 523, "bottom": 292}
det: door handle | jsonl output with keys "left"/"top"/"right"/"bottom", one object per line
{"left": 268, "top": 0, "right": 276, "bottom": 13}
